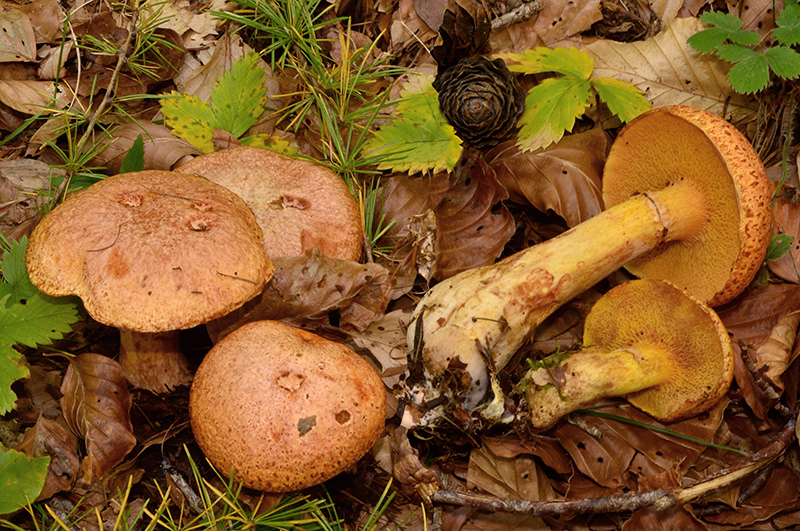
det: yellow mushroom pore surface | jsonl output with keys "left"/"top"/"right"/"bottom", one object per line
{"left": 189, "top": 320, "right": 387, "bottom": 492}
{"left": 582, "top": 280, "right": 734, "bottom": 422}
{"left": 602, "top": 106, "right": 770, "bottom": 305}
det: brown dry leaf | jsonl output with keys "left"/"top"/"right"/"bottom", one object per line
{"left": 735, "top": 0, "right": 779, "bottom": 37}
{"left": 460, "top": 512, "right": 550, "bottom": 531}
{"left": 16, "top": 416, "right": 80, "bottom": 499}
{"left": 623, "top": 467, "right": 709, "bottom": 531}
{"left": 431, "top": 155, "right": 516, "bottom": 280}
{"left": 769, "top": 194, "right": 800, "bottom": 283}
{"left": 486, "top": 128, "right": 610, "bottom": 228}
{"left": 752, "top": 311, "right": 800, "bottom": 391}
{"left": 12, "top": 0, "right": 62, "bottom": 44}
{"left": 350, "top": 308, "right": 412, "bottom": 387}
{"left": 0, "top": 8, "right": 36, "bottom": 62}
{"left": 649, "top": 0, "right": 684, "bottom": 24}
{"left": 91, "top": 121, "right": 201, "bottom": 174}
{"left": 0, "top": 80, "right": 67, "bottom": 114}
{"left": 553, "top": 414, "right": 636, "bottom": 487}
{"left": 467, "top": 437, "right": 556, "bottom": 502}
{"left": 59, "top": 353, "right": 136, "bottom": 483}
{"left": 38, "top": 42, "right": 73, "bottom": 80}
{"left": 717, "top": 284, "right": 800, "bottom": 349}
{"left": 531, "top": 0, "right": 603, "bottom": 45}
{"left": 585, "top": 17, "right": 757, "bottom": 118}
{"left": 208, "top": 248, "right": 391, "bottom": 340}
{"left": 0, "top": 158, "right": 58, "bottom": 226}
{"left": 704, "top": 466, "right": 800, "bottom": 527}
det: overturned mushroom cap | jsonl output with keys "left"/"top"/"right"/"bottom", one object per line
{"left": 189, "top": 320, "right": 387, "bottom": 492}
{"left": 177, "top": 146, "right": 363, "bottom": 261}
{"left": 26, "top": 170, "right": 273, "bottom": 332}
{"left": 603, "top": 105, "right": 771, "bottom": 306}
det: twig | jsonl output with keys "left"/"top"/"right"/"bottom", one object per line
{"left": 491, "top": 0, "right": 542, "bottom": 30}
{"left": 52, "top": 5, "right": 140, "bottom": 206}
{"left": 429, "top": 414, "right": 797, "bottom": 516}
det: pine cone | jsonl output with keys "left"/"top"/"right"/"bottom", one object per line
{"left": 434, "top": 56, "right": 525, "bottom": 150}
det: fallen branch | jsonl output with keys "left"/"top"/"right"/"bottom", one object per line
{"left": 429, "top": 413, "right": 797, "bottom": 516}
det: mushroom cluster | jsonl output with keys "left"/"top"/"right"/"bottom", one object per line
{"left": 406, "top": 105, "right": 771, "bottom": 413}
{"left": 524, "top": 279, "right": 735, "bottom": 429}
{"left": 25, "top": 170, "right": 273, "bottom": 393}
{"left": 189, "top": 320, "right": 387, "bottom": 492}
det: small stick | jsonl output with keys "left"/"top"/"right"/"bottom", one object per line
{"left": 491, "top": 1, "right": 542, "bottom": 30}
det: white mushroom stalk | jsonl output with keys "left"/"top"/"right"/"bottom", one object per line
{"left": 405, "top": 105, "right": 771, "bottom": 417}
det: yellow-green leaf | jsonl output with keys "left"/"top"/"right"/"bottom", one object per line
{"left": 161, "top": 92, "right": 217, "bottom": 153}
{"left": 517, "top": 77, "right": 592, "bottom": 152}
{"left": 590, "top": 77, "right": 651, "bottom": 122}
{"left": 240, "top": 133, "right": 298, "bottom": 156}
{"left": 209, "top": 52, "right": 269, "bottom": 138}
{"left": 502, "top": 47, "right": 594, "bottom": 80}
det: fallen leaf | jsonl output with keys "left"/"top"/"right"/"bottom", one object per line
{"left": 704, "top": 466, "right": 800, "bottom": 527}
{"left": 768, "top": 194, "right": 800, "bottom": 283}
{"left": 0, "top": 80, "right": 67, "bottom": 114}
{"left": 15, "top": 415, "right": 80, "bottom": 499}
{"left": 0, "top": 158, "right": 58, "bottom": 226}
{"left": 430, "top": 153, "right": 516, "bottom": 280}
{"left": 623, "top": 467, "right": 709, "bottom": 531}
{"left": 486, "top": 128, "right": 610, "bottom": 227}
{"left": 16, "top": 0, "right": 62, "bottom": 43}
{"left": 585, "top": 17, "right": 757, "bottom": 118}
{"left": 59, "top": 353, "right": 136, "bottom": 483}
{"left": 752, "top": 311, "right": 800, "bottom": 391}
{"left": 349, "top": 308, "right": 411, "bottom": 387}
{"left": 531, "top": 0, "right": 603, "bottom": 44}
{"left": 467, "top": 437, "right": 556, "bottom": 501}
{"left": 0, "top": 8, "right": 36, "bottom": 62}
{"left": 91, "top": 121, "right": 201, "bottom": 174}
{"left": 717, "top": 284, "right": 800, "bottom": 349}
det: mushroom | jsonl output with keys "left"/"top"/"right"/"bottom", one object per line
{"left": 177, "top": 146, "right": 363, "bottom": 260}
{"left": 26, "top": 171, "right": 273, "bottom": 393}
{"left": 189, "top": 320, "right": 386, "bottom": 492}
{"left": 406, "top": 105, "right": 771, "bottom": 412}
{"left": 524, "top": 279, "right": 735, "bottom": 429}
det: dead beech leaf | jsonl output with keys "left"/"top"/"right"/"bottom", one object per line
{"left": 0, "top": 80, "right": 67, "bottom": 114}
{"left": 486, "top": 128, "right": 610, "bottom": 228}
{"left": 623, "top": 467, "right": 708, "bottom": 531}
{"left": 350, "top": 309, "right": 411, "bottom": 387}
{"left": 704, "top": 466, "right": 800, "bottom": 527}
{"left": 531, "top": 0, "right": 603, "bottom": 44}
{"left": 59, "top": 353, "right": 136, "bottom": 483}
{"left": 431, "top": 155, "right": 515, "bottom": 280}
{"left": 717, "top": 284, "right": 800, "bottom": 349}
{"left": 0, "top": 158, "right": 59, "bottom": 226}
{"left": 15, "top": 416, "right": 80, "bottom": 499}
{"left": 753, "top": 311, "right": 800, "bottom": 391}
{"left": 92, "top": 121, "right": 201, "bottom": 174}
{"left": 207, "top": 248, "right": 390, "bottom": 340}
{"left": 0, "top": 8, "right": 36, "bottom": 62}
{"left": 585, "top": 17, "right": 756, "bottom": 118}
{"left": 769, "top": 194, "right": 800, "bottom": 283}
{"left": 467, "top": 437, "right": 556, "bottom": 502}
{"left": 17, "top": 0, "right": 62, "bottom": 44}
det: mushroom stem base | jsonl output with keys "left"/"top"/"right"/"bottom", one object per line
{"left": 525, "top": 347, "right": 671, "bottom": 429}
{"left": 119, "top": 330, "right": 193, "bottom": 393}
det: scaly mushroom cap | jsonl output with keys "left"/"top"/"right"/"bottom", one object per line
{"left": 177, "top": 146, "right": 363, "bottom": 261}
{"left": 26, "top": 171, "right": 273, "bottom": 332}
{"left": 583, "top": 279, "right": 734, "bottom": 422}
{"left": 602, "top": 105, "right": 771, "bottom": 306}
{"left": 189, "top": 320, "right": 386, "bottom": 492}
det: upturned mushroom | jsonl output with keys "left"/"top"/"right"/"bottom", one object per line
{"left": 26, "top": 171, "right": 273, "bottom": 392}
{"left": 189, "top": 320, "right": 386, "bottom": 492}
{"left": 177, "top": 146, "right": 363, "bottom": 260}
{"left": 407, "top": 105, "right": 771, "bottom": 412}
{"left": 524, "top": 279, "right": 734, "bottom": 429}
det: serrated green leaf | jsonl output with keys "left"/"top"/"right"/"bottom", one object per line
{"left": 727, "top": 54, "right": 771, "bottom": 93}
{"left": 699, "top": 11, "right": 743, "bottom": 31}
{"left": 766, "top": 233, "right": 795, "bottom": 261}
{"left": 119, "top": 134, "right": 145, "bottom": 174}
{"left": 161, "top": 92, "right": 218, "bottom": 153}
{"left": 0, "top": 448, "right": 49, "bottom": 515}
{"left": 502, "top": 47, "right": 594, "bottom": 79}
{"left": 590, "top": 77, "right": 650, "bottom": 122}
{"left": 687, "top": 27, "right": 734, "bottom": 52}
{"left": 395, "top": 75, "right": 442, "bottom": 124}
{"left": 727, "top": 29, "right": 762, "bottom": 46}
{"left": 0, "top": 345, "right": 28, "bottom": 414}
{"left": 209, "top": 52, "right": 269, "bottom": 138}
{"left": 774, "top": 4, "right": 800, "bottom": 45}
{"left": 0, "top": 292, "right": 80, "bottom": 349}
{"left": 716, "top": 43, "right": 759, "bottom": 62}
{"left": 0, "top": 237, "right": 38, "bottom": 307}
{"left": 516, "top": 77, "right": 591, "bottom": 152}
{"left": 364, "top": 118, "right": 462, "bottom": 174}
{"left": 765, "top": 46, "right": 800, "bottom": 79}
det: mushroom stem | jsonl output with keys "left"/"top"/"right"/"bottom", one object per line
{"left": 524, "top": 347, "right": 672, "bottom": 429}
{"left": 119, "top": 330, "right": 192, "bottom": 393}
{"left": 409, "top": 191, "right": 693, "bottom": 408}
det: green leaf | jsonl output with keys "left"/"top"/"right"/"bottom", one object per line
{"left": 118, "top": 134, "right": 145, "bottom": 174}
{"left": 689, "top": 12, "right": 761, "bottom": 50}
{"left": 766, "top": 233, "right": 795, "bottom": 261}
{"left": 765, "top": 46, "right": 800, "bottom": 79}
{"left": 727, "top": 53, "right": 771, "bottom": 93}
{"left": 699, "top": 11, "right": 744, "bottom": 32}
{"left": 715, "top": 43, "right": 759, "bottom": 62}
{"left": 0, "top": 345, "right": 27, "bottom": 414}
{"left": 503, "top": 47, "right": 594, "bottom": 79}
{"left": 687, "top": 27, "right": 735, "bottom": 52}
{"left": 0, "top": 292, "right": 80, "bottom": 349}
{"left": 774, "top": 3, "right": 800, "bottom": 45}
{"left": 209, "top": 52, "right": 269, "bottom": 138}
{"left": 362, "top": 74, "right": 462, "bottom": 174}
{"left": 516, "top": 76, "right": 592, "bottom": 152}
{"left": 590, "top": 77, "right": 650, "bottom": 122}
{"left": 0, "top": 448, "right": 49, "bottom": 515}
{"left": 0, "top": 237, "right": 38, "bottom": 307}
{"left": 240, "top": 134, "right": 298, "bottom": 156}
{"left": 161, "top": 92, "right": 218, "bottom": 153}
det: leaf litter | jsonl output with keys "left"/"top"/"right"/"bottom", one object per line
{"left": 1, "top": 0, "right": 800, "bottom": 529}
